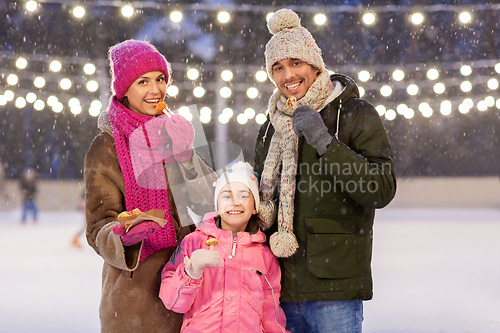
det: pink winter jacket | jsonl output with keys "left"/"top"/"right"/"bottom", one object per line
{"left": 160, "top": 212, "right": 289, "bottom": 333}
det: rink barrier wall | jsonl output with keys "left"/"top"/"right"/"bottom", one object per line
{"left": 386, "top": 176, "right": 500, "bottom": 209}
{"left": 0, "top": 177, "right": 499, "bottom": 211}
{"left": 1, "top": 180, "right": 85, "bottom": 212}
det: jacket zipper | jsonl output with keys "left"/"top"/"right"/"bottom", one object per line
{"left": 335, "top": 99, "right": 342, "bottom": 140}
{"left": 258, "top": 270, "right": 287, "bottom": 333}
{"left": 230, "top": 234, "right": 237, "bottom": 259}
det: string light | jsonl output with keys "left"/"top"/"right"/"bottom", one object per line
{"left": 26, "top": 0, "right": 38, "bottom": 12}
{"left": 427, "top": 68, "right": 439, "bottom": 80}
{"left": 86, "top": 80, "right": 99, "bottom": 92}
{"left": 193, "top": 86, "right": 205, "bottom": 98}
{"left": 407, "top": 84, "right": 419, "bottom": 95}
{"left": 7, "top": 74, "right": 18, "bottom": 85}
{"left": 403, "top": 108, "right": 415, "bottom": 119}
{"left": 187, "top": 68, "right": 200, "bottom": 80}
{"left": 70, "top": 104, "right": 82, "bottom": 115}
{"left": 59, "top": 78, "right": 72, "bottom": 90}
{"left": 4, "top": 90, "right": 15, "bottom": 101}
{"left": 246, "top": 87, "right": 259, "bottom": 99}
{"left": 170, "top": 11, "right": 183, "bottom": 23}
{"left": 487, "top": 78, "right": 498, "bottom": 90}
{"left": 385, "top": 109, "right": 396, "bottom": 120}
{"left": 375, "top": 105, "right": 386, "bottom": 116}
{"left": 397, "top": 104, "right": 408, "bottom": 115}
{"left": 121, "top": 5, "right": 134, "bottom": 18}
{"left": 433, "top": 82, "right": 445, "bottom": 94}
{"left": 73, "top": 6, "right": 85, "bottom": 19}
{"left": 218, "top": 11, "right": 230, "bottom": 24}
{"left": 244, "top": 108, "right": 256, "bottom": 119}
{"left": 484, "top": 96, "right": 495, "bottom": 107}
{"left": 220, "top": 87, "right": 232, "bottom": 98}
{"left": 221, "top": 70, "right": 233, "bottom": 81}
{"left": 255, "top": 113, "right": 267, "bottom": 125}
{"left": 476, "top": 101, "right": 487, "bottom": 112}
{"left": 358, "top": 87, "right": 365, "bottom": 97}
{"left": 52, "top": 102, "right": 64, "bottom": 113}
{"left": 26, "top": 92, "right": 37, "bottom": 103}
{"left": 410, "top": 13, "right": 424, "bottom": 25}
{"left": 222, "top": 108, "right": 233, "bottom": 118}
{"left": 380, "top": 85, "right": 392, "bottom": 97}
{"left": 89, "top": 100, "right": 102, "bottom": 117}
{"left": 459, "top": 11, "right": 472, "bottom": 24}
{"left": 362, "top": 12, "right": 376, "bottom": 25}
{"left": 15, "top": 97, "right": 27, "bottom": 108}
{"left": 314, "top": 13, "right": 327, "bottom": 26}
{"left": 178, "top": 106, "right": 193, "bottom": 121}
{"left": 358, "top": 70, "right": 370, "bottom": 82}
{"left": 200, "top": 107, "right": 212, "bottom": 124}
{"left": 255, "top": 70, "right": 268, "bottom": 82}
{"left": 33, "top": 99, "right": 45, "bottom": 111}
{"left": 392, "top": 69, "right": 405, "bottom": 81}
{"left": 83, "top": 63, "right": 96, "bottom": 75}
{"left": 33, "top": 76, "right": 46, "bottom": 88}
{"left": 460, "top": 81, "right": 472, "bottom": 92}
{"left": 49, "top": 60, "right": 62, "bottom": 72}
{"left": 16, "top": 57, "right": 28, "bottom": 69}
{"left": 440, "top": 100, "right": 452, "bottom": 115}
{"left": 167, "top": 85, "right": 179, "bottom": 97}
{"left": 460, "top": 65, "right": 472, "bottom": 76}
{"left": 236, "top": 113, "right": 248, "bottom": 124}
{"left": 47, "top": 95, "right": 58, "bottom": 107}
{"left": 2, "top": 51, "right": 498, "bottom": 123}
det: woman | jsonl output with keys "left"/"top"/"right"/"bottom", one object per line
{"left": 84, "top": 40, "right": 217, "bottom": 332}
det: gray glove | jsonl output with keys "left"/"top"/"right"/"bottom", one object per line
{"left": 292, "top": 105, "right": 333, "bottom": 156}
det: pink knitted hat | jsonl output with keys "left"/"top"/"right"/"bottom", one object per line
{"left": 265, "top": 9, "right": 326, "bottom": 84}
{"left": 108, "top": 40, "right": 172, "bottom": 100}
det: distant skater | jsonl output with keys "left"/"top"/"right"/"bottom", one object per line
{"left": 20, "top": 168, "right": 38, "bottom": 225}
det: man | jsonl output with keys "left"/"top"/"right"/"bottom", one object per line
{"left": 254, "top": 9, "right": 397, "bottom": 333}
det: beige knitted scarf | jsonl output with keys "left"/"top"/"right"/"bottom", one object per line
{"left": 260, "top": 70, "right": 334, "bottom": 257}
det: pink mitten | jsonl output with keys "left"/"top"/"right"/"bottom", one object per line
{"left": 184, "top": 249, "right": 220, "bottom": 279}
{"left": 164, "top": 114, "right": 194, "bottom": 162}
{"left": 112, "top": 221, "right": 161, "bottom": 246}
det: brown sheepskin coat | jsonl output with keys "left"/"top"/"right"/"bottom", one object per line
{"left": 84, "top": 112, "right": 217, "bottom": 333}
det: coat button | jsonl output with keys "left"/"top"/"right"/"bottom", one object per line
{"left": 227, "top": 296, "right": 231, "bottom": 301}
{"left": 228, "top": 255, "right": 233, "bottom": 259}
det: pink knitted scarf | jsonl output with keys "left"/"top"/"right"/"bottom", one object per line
{"left": 108, "top": 96, "right": 177, "bottom": 261}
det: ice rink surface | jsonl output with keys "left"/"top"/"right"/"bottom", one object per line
{"left": 1, "top": 208, "right": 499, "bottom": 333}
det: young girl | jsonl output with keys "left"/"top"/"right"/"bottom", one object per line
{"left": 160, "top": 161, "right": 289, "bottom": 333}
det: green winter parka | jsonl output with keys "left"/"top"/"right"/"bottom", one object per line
{"left": 254, "top": 74, "right": 397, "bottom": 302}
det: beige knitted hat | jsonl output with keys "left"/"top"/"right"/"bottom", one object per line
{"left": 265, "top": 8, "right": 326, "bottom": 84}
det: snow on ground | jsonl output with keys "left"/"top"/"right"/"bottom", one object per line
{"left": 0, "top": 208, "right": 499, "bottom": 333}
{"left": 0, "top": 210, "right": 102, "bottom": 333}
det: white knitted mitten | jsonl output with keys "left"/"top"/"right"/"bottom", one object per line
{"left": 184, "top": 249, "right": 220, "bottom": 279}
